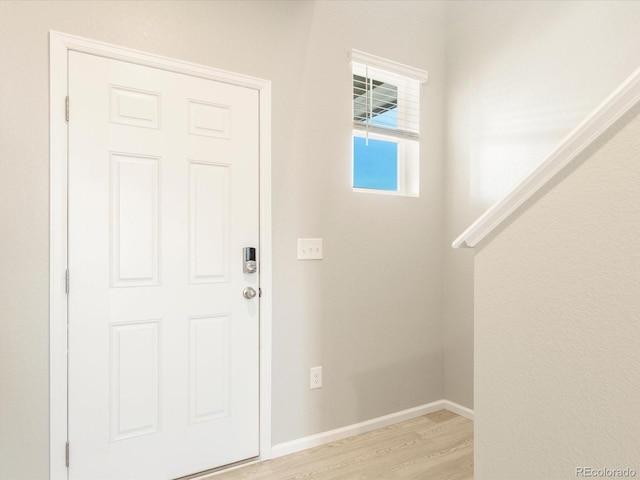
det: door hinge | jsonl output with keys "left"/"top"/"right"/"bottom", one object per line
{"left": 65, "top": 96, "right": 69, "bottom": 122}
{"left": 65, "top": 269, "right": 69, "bottom": 295}
{"left": 65, "top": 441, "right": 70, "bottom": 467}
{"left": 259, "top": 287, "right": 262, "bottom": 298}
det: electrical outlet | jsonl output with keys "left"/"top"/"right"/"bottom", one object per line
{"left": 310, "top": 366, "right": 322, "bottom": 389}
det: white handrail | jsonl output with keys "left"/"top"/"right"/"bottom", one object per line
{"left": 453, "top": 64, "right": 640, "bottom": 249}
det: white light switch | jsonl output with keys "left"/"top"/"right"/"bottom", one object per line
{"left": 297, "top": 238, "right": 323, "bottom": 260}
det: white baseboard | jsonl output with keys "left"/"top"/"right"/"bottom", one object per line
{"left": 270, "top": 398, "right": 473, "bottom": 459}
{"left": 442, "top": 399, "right": 474, "bottom": 420}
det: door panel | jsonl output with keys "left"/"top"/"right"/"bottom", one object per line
{"left": 110, "top": 153, "right": 160, "bottom": 287}
{"left": 68, "top": 51, "right": 259, "bottom": 480}
{"left": 189, "top": 161, "right": 230, "bottom": 283}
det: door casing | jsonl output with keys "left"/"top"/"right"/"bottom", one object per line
{"left": 49, "top": 31, "right": 273, "bottom": 480}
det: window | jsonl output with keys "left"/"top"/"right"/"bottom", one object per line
{"left": 351, "top": 50, "right": 427, "bottom": 196}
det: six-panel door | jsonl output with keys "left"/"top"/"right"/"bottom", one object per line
{"left": 68, "top": 51, "right": 260, "bottom": 480}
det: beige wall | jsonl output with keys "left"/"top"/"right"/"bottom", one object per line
{"left": 443, "top": 0, "right": 640, "bottom": 409}
{"left": 270, "top": 0, "right": 446, "bottom": 443}
{"left": 474, "top": 102, "right": 640, "bottom": 479}
{"left": 0, "top": 1, "right": 445, "bottom": 478}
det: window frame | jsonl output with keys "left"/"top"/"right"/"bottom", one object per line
{"left": 350, "top": 50, "right": 428, "bottom": 197}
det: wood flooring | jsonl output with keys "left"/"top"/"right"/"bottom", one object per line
{"left": 204, "top": 409, "right": 473, "bottom": 480}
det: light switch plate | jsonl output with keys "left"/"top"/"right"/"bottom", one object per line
{"left": 297, "top": 238, "right": 323, "bottom": 260}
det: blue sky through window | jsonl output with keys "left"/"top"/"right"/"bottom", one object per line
{"left": 353, "top": 136, "right": 398, "bottom": 191}
{"left": 370, "top": 107, "right": 398, "bottom": 129}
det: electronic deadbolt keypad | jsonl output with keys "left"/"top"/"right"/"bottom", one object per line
{"left": 243, "top": 247, "right": 257, "bottom": 274}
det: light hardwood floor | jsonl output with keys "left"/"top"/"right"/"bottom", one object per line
{"left": 204, "top": 410, "right": 473, "bottom": 480}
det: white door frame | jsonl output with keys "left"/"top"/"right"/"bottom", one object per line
{"left": 49, "top": 31, "right": 272, "bottom": 480}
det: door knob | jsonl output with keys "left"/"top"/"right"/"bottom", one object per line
{"left": 243, "top": 287, "right": 257, "bottom": 299}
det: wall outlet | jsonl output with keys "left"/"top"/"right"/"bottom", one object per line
{"left": 298, "top": 238, "right": 323, "bottom": 260}
{"left": 310, "top": 366, "right": 322, "bottom": 389}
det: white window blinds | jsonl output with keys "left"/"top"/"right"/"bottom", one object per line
{"left": 351, "top": 50, "right": 428, "bottom": 140}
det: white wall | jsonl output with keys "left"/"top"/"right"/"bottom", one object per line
{"left": 474, "top": 102, "right": 640, "bottom": 479}
{"left": 443, "top": 0, "right": 640, "bottom": 409}
{"left": 0, "top": 2, "right": 445, "bottom": 478}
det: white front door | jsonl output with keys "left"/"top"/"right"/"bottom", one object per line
{"left": 68, "top": 51, "right": 260, "bottom": 480}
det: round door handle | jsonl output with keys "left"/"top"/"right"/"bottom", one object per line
{"left": 243, "top": 287, "right": 257, "bottom": 299}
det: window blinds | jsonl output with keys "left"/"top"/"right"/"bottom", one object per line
{"left": 351, "top": 50, "right": 428, "bottom": 141}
